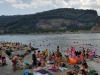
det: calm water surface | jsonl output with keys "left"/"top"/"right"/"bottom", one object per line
{"left": 0, "top": 33, "right": 100, "bottom": 55}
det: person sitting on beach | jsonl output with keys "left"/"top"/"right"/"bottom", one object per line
{"left": 75, "top": 55, "right": 81, "bottom": 64}
{"left": 67, "top": 70, "right": 78, "bottom": 75}
{"left": 82, "top": 48, "right": 85, "bottom": 58}
{"left": 79, "top": 50, "right": 82, "bottom": 56}
{"left": 42, "top": 51, "right": 46, "bottom": 60}
{"left": 60, "top": 55, "right": 65, "bottom": 62}
{"left": 80, "top": 63, "right": 89, "bottom": 73}
{"left": 65, "top": 55, "right": 70, "bottom": 63}
{"left": 41, "top": 59, "right": 46, "bottom": 67}
{"left": 77, "top": 69, "right": 87, "bottom": 75}
{"left": 47, "top": 51, "right": 52, "bottom": 60}
{"left": 53, "top": 54, "right": 60, "bottom": 70}
{"left": 89, "top": 51, "right": 94, "bottom": 60}
{"left": 85, "top": 49, "right": 89, "bottom": 58}
{"left": 47, "top": 52, "right": 54, "bottom": 64}
{"left": 81, "top": 51, "right": 85, "bottom": 59}
{"left": 51, "top": 52, "right": 55, "bottom": 60}
{"left": 59, "top": 55, "right": 66, "bottom": 67}
{"left": 12, "top": 54, "right": 19, "bottom": 71}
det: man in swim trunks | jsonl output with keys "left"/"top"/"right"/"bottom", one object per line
{"left": 12, "top": 54, "right": 19, "bottom": 71}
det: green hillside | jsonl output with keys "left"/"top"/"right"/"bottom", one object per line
{"left": 0, "top": 8, "right": 100, "bottom": 34}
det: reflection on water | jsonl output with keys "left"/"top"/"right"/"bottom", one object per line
{"left": 0, "top": 33, "right": 100, "bottom": 55}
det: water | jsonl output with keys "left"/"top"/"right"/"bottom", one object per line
{"left": 0, "top": 33, "right": 100, "bottom": 55}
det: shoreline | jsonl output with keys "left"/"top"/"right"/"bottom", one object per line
{"left": 0, "top": 31, "right": 100, "bottom": 35}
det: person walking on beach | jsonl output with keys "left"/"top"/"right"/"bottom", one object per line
{"left": 12, "top": 54, "right": 19, "bottom": 71}
{"left": 32, "top": 51, "right": 37, "bottom": 67}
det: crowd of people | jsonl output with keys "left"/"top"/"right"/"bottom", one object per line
{"left": 0, "top": 41, "right": 99, "bottom": 75}
{"left": 31, "top": 46, "right": 98, "bottom": 75}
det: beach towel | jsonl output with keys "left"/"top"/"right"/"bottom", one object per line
{"left": 69, "top": 58, "right": 77, "bottom": 64}
{"left": 23, "top": 71, "right": 28, "bottom": 75}
{"left": 49, "top": 66, "right": 61, "bottom": 72}
{"left": 35, "top": 69, "right": 50, "bottom": 75}
{"left": 23, "top": 71, "right": 34, "bottom": 75}
{"left": 59, "top": 67, "right": 68, "bottom": 71}
{"left": 34, "top": 67, "right": 44, "bottom": 71}
{"left": 49, "top": 68, "right": 60, "bottom": 72}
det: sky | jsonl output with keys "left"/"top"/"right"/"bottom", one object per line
{"left": 0, "top": 0, "right": 100, "bottom": 16}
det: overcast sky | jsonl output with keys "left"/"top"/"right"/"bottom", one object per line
{"left": 0, "top": 0, "right": 100, "bottom": 16}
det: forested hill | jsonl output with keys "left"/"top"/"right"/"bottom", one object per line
{"left": 0, "top": 8, "right": 100, "bottom": 34}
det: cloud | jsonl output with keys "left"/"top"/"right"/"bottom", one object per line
{"left": 1, "top": 0, "right": 100, "bottom": 15}
{"left": 12, "top": 3, "right": 30, "bottom": 9}
{"left": 5, "top": 0, "right": 17, "bottom": 3}
{"left": 12, "top": 0, "right": 53, "bottom": 9}
{"left": 0, "top": 0, "right": 22, "bottom": 3}
{"left": 0, "top": 0, "right": 4, "bottom": 3}
{"left": 52, "top": 0, "right": 71, "bottom": 8}
{"left": 11, "top": 0, "right": 70, "bottom": 9}
{"left": 68, "top": 0, "right": 100, "bottom": 15}
{"left": 30, "top": 0, "right": 53, "bottom": 8}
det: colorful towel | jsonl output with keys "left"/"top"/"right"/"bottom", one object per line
{"left": 49, "top": 66, "right": 61, "bottom": 72}
{"left": 49, "top": 68, "right": 61, "bottom": 72}
{"left": 59, "top": 67, "right": 68, "bottom": 71}
{"left": 34, "top": 67, "right": 44, "bottom": 71}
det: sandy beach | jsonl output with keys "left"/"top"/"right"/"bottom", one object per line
{"left": 0, "top": 51, "right": 100, "bottom": 75}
